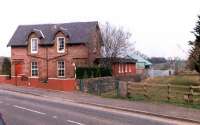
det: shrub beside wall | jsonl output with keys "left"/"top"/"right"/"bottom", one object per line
{"left": 0, "top": 57, "right": 11, "bottom": 76}
{"left": 76, "top": 67, "right": 112, "bottom": 79}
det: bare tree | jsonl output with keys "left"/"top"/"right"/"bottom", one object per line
{"left": 133, "top": 50, "right": 149, "bottom": 59}
{"left": 100, "top": 22, "right": 133, "bottom": 58}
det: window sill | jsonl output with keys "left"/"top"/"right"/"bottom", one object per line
{"left": 57, "top": 51, "right": 65, "bottom": 53}
{"left": 30, "top": 52, "right": 38, "bottom": 54}
{"left": 57, "top": 76, "right": 65, "bottom": 78}
{"left": 29, "top": 76, "right": 39, "bottom": 78}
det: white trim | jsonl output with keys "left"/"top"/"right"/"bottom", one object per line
{"left": 121, "top": 64, "right": 124, "bottom": 73}
{"left": 129, "top": 64, "right": 132, "bottom": 72}
{"left": 17, "top": 74, "right": 25, "bottom": 76}
{"left": 31, "top": 61, "right": 39, "bottom": 77}
{"left": 11, "top": 76, "right": 22, "bottom": 78}
{"left": 73, "top": 62, "right": 76, "bottom": 79}
{"left": 33, "top": 29, "right": 45, "bottom": 38}
{"left": 31, "top": 38, "right": 38, "bottom": 54}
{"left": 0, "top": 75, "right": 10, "bottom": 77}
{"left": 118, "top": 64, "right": 121, "bottom": 73}
{"left": 11, "top": 77, "right": 75, "bottom": 80}
{"left": 60, "top": 27, "right": 68, "bottom": 31}
{"left": 57, "top": 37, "right": 65, "bottom": 53}
{"left": 48, "top": 78, "right": 75, "bottom": 80}
{"left": 29, "top": 76, "right": 39, "bottom": 79}
{"left": 125, "top": 64, "right": 128, "bottom": 72}
{"left": 57, "top": 60, "right": 65, "bottom": 77}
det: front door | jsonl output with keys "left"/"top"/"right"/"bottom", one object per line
{"left": 15, "top": 63, "right": 23, "bottom": 76}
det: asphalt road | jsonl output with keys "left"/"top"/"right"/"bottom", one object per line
{"left": 0, "top": 89, "right": 195, "bottom": 125}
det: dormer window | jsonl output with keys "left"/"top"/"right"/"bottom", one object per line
{"left": 57, "top": 37, "right": 65, "bottom": 53}
{"left": 31, "top": 38, "right": 38, "bottom": 54}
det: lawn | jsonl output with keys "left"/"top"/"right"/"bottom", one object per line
{"left": 144, "top": 74, "right": 200, "bottom": 86}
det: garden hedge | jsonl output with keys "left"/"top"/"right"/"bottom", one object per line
{"left": 76, "top": 67, "right": 112, "bottom": 79}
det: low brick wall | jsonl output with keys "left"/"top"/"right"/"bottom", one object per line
{"left": 0, "top": 75, "right": 76, "bottom": 91}
{"left": 0, "top": 75, "right": 15, "bottom": 84}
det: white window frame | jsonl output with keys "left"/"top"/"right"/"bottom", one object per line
{"left": 129, "top": 64, "right": 132, "bottom": 72}
{"left": 57, "top": 60, "right": 65, "bottom": 77}
{"left": 121, "top": 63, "right": 124, "bottom": 73}
{"left": 31, "top": 38, "right": 38, "bottom": 54}
{"left": 31, "top": 61, "right": 38, "bottom": 77}
{"left": 57, "top": 37, "right": 65, "bottom": 53}
{"left": 125, "top": 64, "right": 128, "bottom": 72}
{"left": 118, "top": 64, "right": 121, "bottom": 73}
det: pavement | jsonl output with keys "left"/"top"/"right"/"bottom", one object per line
{"left": 0, "top": 84, "right": 200, "bottom": 125}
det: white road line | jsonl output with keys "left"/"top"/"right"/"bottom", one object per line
{"left": 13, "top": 105, "right": 46, "bottom": 115}
{"left": 52, "top": 115, "right": 58, "bottom": 119}
{"left": 67, "top": 120, "right": 85, "bottom": 125}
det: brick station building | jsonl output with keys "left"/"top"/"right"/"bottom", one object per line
{"left": 5, "top": 21, "right": 103, "bottom": 91}
{"left": 95, "top": 57, "right": 137, "bottom": 76}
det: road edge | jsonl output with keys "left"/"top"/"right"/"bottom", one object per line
{"left": 1, "top": 87, "right": 200, "bottom": 124}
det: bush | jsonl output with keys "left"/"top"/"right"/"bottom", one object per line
{"left": 134, "top": 74, "right": 142, "bottom": 82}
{"left": 76, "top": 67, "right": 112, "bottom": 79}
{"left": 1, "top": 57, "right": 11, "bottom": 76}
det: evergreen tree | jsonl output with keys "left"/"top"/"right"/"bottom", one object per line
{"left": 188, "top": 15, "right": 200, "bottom": 73}
{"left": 2, "top": 57, "right": 11, "bottom": 75}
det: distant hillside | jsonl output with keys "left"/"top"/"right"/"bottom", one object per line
{"left": 148, "top": 57, "right": 167, "bottom": 64}
{"left": 151, "top": 59, "right": 187, "bottom": 71}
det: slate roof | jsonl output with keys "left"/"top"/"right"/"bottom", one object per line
{"left": 126, "top": 54, "right": 152, "bottom": 66}
{"left": 7, "top": 21, "right": 99, "bottom": 47}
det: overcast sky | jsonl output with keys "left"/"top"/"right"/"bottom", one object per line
{"left": 0, "top": 0, "right": 200, "bottom": 59}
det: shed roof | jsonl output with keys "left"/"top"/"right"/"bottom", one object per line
{"left": 126, "top": 54, "right": 152, "bottom": 66}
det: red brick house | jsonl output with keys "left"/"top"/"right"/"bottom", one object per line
{"left": 5, "top": 21, "right": 102, "bottom": 91}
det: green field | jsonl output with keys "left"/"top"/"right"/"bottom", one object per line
{"left": 102, "top": 73, "right": 200, "bottom": 109}
{"left": 144, "top": 73, "right": 200, "bottom": 86}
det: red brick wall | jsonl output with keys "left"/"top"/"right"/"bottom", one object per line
{"left": 0, "top": 75, "right": 76, "bottom": 91}
{"left": 87, "top": 27, "right": 102, "bottom": 65}
{"left": 0, "top": 75, "right": 15, "bottom": 84}
{"left": 28, "top": 78, "right": 75, "bottom": 91}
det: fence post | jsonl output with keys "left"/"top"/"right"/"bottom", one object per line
{"left": 167, "top": 84, "right": 171, "bottom": 101}
{"left": 127, "top": 82, "right": 130, "bottom": 98}
{"left": 189, "top": 85, "right": 194, "bottom": 103}
{"left": 97, "top": 80, "right": 102, "bottom": 96}
{"left": 143, "top": 84, "right": 148, "bottom": 99}
{"left": 79, "top": 79, "right": 84, "bottom": 92}
{"left": 115, "top": 80, "right": 119, "bottom": 97}
{"left": 96, "top": 81, "right": 99, "bottom": 95}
